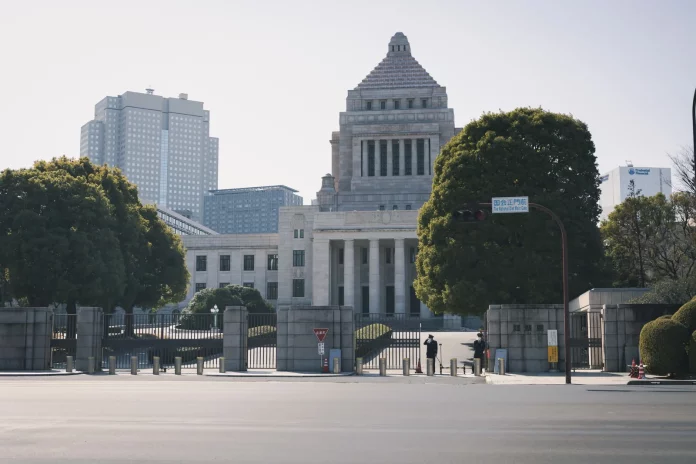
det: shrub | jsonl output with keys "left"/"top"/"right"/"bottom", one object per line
{"left": 355, "top": 323, "right": 393, "bottom": 360}
{"left": 672, "top": 298, "right": 696, "bottom": 333}
{"left": 639, "top": 318, "right": 689, "bottom": 376}
{"left": 689, "top": 330, "right": 696, "bottom": 375}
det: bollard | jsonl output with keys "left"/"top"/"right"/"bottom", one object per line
{"left": 427, "top": 358, "right": 435, "bottom": 376}
{"left": 355, "top": 358, "right": 363, "bottom": 375}
{"left": 197, "top": 357, "right": 204, "bottom": 375}
{"left": 174, "top": 357, "right": 182, "bottom": 375}
{"left": 333, "top": 357, "right": 340, "bottom": 374}
{"left": 109, "top": 356, "right": 116, "bottom": 375}
{"left": 87, "top": 357, "right": 95, "bottom": 374}
{"left": 474, "top": 358, "right": 482, "bottom": 377}
{"left": 153, "top": 357, "right": 160, "bottom": 375}
{"left": 403, "top": 358, "right": 410, "bottom": 376}
{"left": 219, "top": 357, "right": 226, "bottom": 374}
{"left": 66, "top": 356, "right": 74, "bottom": 373}
{"left": 497, "top": 358, "right": 506, "bottom": 375}
{"left": 450, "top": 358, "right": 457, "bottom": 376}
{"left": 379, "top": 358, "right": 387, "bottom": 376}
{"left": 130, "top": 356, "right": 138, "bottom": 375}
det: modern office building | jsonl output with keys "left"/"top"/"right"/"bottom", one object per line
{"left": 180, "top": 32, "right": 464, "bottom": 328}
{"left": 203, "top": 186, "right": 303, "bottom": 234}
{"left": 80, "top": 89, "right": 218, "bottom": 222}
{"left": 599, "top": 164, "right": 672, "bottom": 220}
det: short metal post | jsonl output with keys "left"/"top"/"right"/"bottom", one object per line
{"left": 497, "top": 358, "right": 505, "bottom": 375}
{"left": 355, "top": 358, "right": 363, "bottom": 375}
{"left": 333, "top": 357, "right": 340, "bottom": 374}
{"left": 153, "top": 357, "right": 160, "bottom": 375}
{"left": 174, "top": 357, "right": 182, "bottom": 375}
{"left": 197, "top": 357, "right": 204, "bottom": 375}
{"left": 87, "top": 357, "right": 95, "bottom": 374}
{"left": 474, "top": 358, "right": 482, "bottom": 376}
{"left": 66, "top": 356, "right": 73, "bottom": 373}
{"left": 108, "top": 356, "right": 116, "bottom": 375}
{"left": 450, "top": 358, "right": 457, "bottom": 376}
{"left": 130, "top": 356, "right": 138, "bottom": 375}
{"left": 403, "top": 358, "right": 410, "bottom": 376}
{"left": 427, "top": 358, "right": 435, "bottom": 376}
{"left": 379, "top": 358, "right": 387, "bottom": 376}
{"left": 219, "top": 357, "right": 226, "bottom": 373}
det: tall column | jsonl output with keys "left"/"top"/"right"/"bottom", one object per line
{"left": 374, "top": 140, "right": 380, "bottom": 178}
{"left": 411, "top": 139, "right": 417, "bottom": 176}
{"left": 394, "top": 238, "right": 406, "bottom": 314}
{"left": 312, "top": 238, "right": 330, "bottom": 305}
{"left": 369, "top": 239, "right": 380, "bottom": 314}
{"left": 399, "top": 139, "right": 405, "bottom": 176}
{"left": 344, "top": 239, "right": 355, "bottom": 309}
{"left": 386, "top": 139, "right": 393, "bottom": 177}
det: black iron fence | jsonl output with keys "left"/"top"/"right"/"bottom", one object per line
{"left": 50, "top": 314, "right": 77, "bottom": 369}
{"left": 570, "top": 312, "right": 602, "bottom": 369}
{"left": 247, "top": 313, "right": 277, "bottom": 369}
{"left": 102, "top": 313, "right": 223, "bottom": 369}
{"left": 355, "top": 314, "right": 421, "bottom": 369}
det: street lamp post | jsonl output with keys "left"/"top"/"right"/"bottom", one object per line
{"left": 210, "top": 304, "right": 219, "bottom": 331}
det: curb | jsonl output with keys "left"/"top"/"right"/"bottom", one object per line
{"left": 206, "top": 372, "right": 355, "bottom": 378}
{"left": 627, "top": 379, "right": 696, "bottom": 386}
{"left": 0, "top": 370, "right": 83, "bottom": 377}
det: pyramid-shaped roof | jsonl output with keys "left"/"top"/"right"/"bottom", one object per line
{"left": 355, "top": 32, "right": 439, "bottom": 90}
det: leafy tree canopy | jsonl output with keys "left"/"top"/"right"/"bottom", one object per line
{"left": 415, "top": 108, "right": 610, "bottom": 315}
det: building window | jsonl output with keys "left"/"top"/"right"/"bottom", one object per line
{"left": 379, "top": 205, "right": 385, "bottom": 211}
{"left": 219, "top": 282, "right": 229, "bottom": 289}
{"left": 219, "top": 255, "right": 230, "bottom": 272}
{"left": 338, "top": 286, "right": 344, "bottom": 306}
{"left": 243, "top": 255, "right": 255, "bottom": 271}
{"left": 380, "top": 141, "right": 388, "bottom": 176}
{"left": 300, "top": 229, "right": 304, "bottom": 238}
{"left": 267, "top": 282, "right": 278, "bottom": 300}
{"left": 243, "top": 282, "right": 254, "bottom": 289}
{"left": 404, "top": 140, "right": 412, "bottom": 175}
{"left": 421, "top": 98, "right": 428, "bottom": 108}
{"left": 293, "top": 229, "right": 305, "bottom": 239}
{"left": 394, "top": 100, "right": 400, "bottom": 110}
{"left": 410, "top": 247, "right": 416, "bottom": 263}
{"left": 293, "top": 250, "right": 305, "bottom": 267}
{"left": 416, "top": 139, "right": 425, "bottom": 175}
{"left": 268, "top": 254, "right": 279, "bottom": 271}
{"left": 196, "top": 256, "right": 207, "bottom": 272}
{"left": 405, "top": 205, "right": 412, "bottom": 210}
{"left": 362, "top": 286, "right": 369, "bottom": 315}
{"left": 292, "top": 279, "right": 305, "bottom": 298}
{"left": 195, "top": 283, "right": 206, "bottom": 293}
{"left": 408, "top": 99, "right": 414, "bottom": 109}
{"left": 367, "top": 141, "right": 375, "bottom": 177}
{"left": 380, "top": 100, "right": 386, "bottom": 110}
{"left": 386, "top": 286, "right": 395, "bottom": 315}
{"left": 385, "top": 247, "right": 393, "bottom": 264}
{"left": 362, "top": 247, "right": 368, "bottom": 265}
{"left": 338, "top": 248, "right": 344, "bottom": 265}
{"left": 366, "top": 101, "right": 372, "bottom": 110}
{"left": 393, "top": 205, "right": 398, "bottom": 210}
{"left": 409, "top": 286, "right": 420, "bottom": 316}
{"left": 392, "top": 140, "right": 400, "bottom": 175}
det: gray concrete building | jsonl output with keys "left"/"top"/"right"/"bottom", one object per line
{"left": 203, "top": 186, "right": 303, "bottom": 234}
{"left": 80, "top": 89, "right": 218, "bottom": 222}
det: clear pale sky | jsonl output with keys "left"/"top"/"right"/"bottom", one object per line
{"left": 1, "top": 0, "right": 694, "bottom": 202}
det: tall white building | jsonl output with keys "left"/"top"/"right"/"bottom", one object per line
{"left": 599, "top": 165, "right": 672, "bottom": 220}
{"left": 80, "top": 89, "right": 218, "bottom": 221}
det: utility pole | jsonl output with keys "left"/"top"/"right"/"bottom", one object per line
{"left": 692, "top": 87, "right": 695, "bottom": 186}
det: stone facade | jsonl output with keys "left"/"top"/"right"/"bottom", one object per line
{"left": 0, "top": 308, "right": 52, "bottom": 371}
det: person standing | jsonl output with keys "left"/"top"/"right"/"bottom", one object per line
{"left": 424, "top": 334, "right": 438, "bottom": 374}
{"left": 473, "top": 332, "right": 486, "bottom": 373}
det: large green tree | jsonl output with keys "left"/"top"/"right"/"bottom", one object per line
{"left": 415, "top": 108, "right": 610, "bottom": 315}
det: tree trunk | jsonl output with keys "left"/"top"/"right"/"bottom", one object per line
{"left": 125, "top": 305, "right": 135, "bottom": 337}
{"left": 66, "top": 298, "right": 77, "bottom": 339}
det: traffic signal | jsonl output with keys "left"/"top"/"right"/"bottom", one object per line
{"left": 456, "top": 205, "right": 487, "bottom": 222}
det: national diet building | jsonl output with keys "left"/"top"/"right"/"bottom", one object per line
{"left": 181, "top": 32, "right": 463, "bottom": 326}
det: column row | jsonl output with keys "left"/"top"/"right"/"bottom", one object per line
{"left": 360, "top": 139, "right": 430, "bottom": 178}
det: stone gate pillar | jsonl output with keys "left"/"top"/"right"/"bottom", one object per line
{"left": 76, "top": 307, "right": 104, "bottom": 372}
{"left": 223, "top": 306, "right": 248, "bottom": 371}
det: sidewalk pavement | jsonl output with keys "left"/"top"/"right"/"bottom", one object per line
{"left": 485, "top": 370, "right": 633, "bottom": 385}
{"left": 0, "top": 369, "right": 82, "bottom": 377}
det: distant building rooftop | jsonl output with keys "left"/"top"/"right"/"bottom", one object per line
{"left": 207, "top": 185, "right": 299, "bottom": 195}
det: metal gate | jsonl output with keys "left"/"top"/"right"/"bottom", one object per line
{"left": 355, "top": 314, "right": 421, "bottom": 369}
{"left": 102, "top": 313, "right": 223, "bottom": 370}
{"left": 247, "top": 313, "right": 277, "bottom": 369}
{"left": 50, "top": 314, "right": 77, "bottom": 369}
{"left": 569, "top": 311, "right": 602, "bottom": 369}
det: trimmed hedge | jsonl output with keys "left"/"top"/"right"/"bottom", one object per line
{"left": 355, "top": 323, "right": 393, "bottom": 360}
{"left": 673, "top": 299, "right": 696, "bottom": 333}
{"left": 639, "top": 318, "right": 689, "bottom": 376}
{"left": 690, "top": 330, "right": 696, "bottom": 375}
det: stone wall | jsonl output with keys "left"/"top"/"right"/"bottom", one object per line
{"left": 277, "top": 305, "right": 354, "bottom": 372}
{"left": 486, "top": 305, "right": 566, "bottom": 373}
{"left": 602, "top": 304, "right": 678, "bottom": 372}
{"left": 0, "top": 307, "right": 52, "bottom": 371}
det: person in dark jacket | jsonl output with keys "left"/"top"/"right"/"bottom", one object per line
{"left": 473, "top": 332, "right": 486, "bottom": 372}
{"left": 424, "top": 334, "right": 438, "bottom": 373}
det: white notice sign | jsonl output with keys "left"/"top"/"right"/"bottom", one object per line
{"left": 547, "top": 329, "right": 558, "bottom": 347}
{"left": 492, "top": 197, "right": 529, "bottom": 213}
{"left": 318, "top": 343, "right": 325, "bottom": 355}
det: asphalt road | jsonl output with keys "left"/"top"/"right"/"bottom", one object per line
{"left": 0, "top": 377, "right": 694, "bottom": 464}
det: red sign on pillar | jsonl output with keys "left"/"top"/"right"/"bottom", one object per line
{"left": 313, "top": 328, "right": 329, "bottom": 342}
